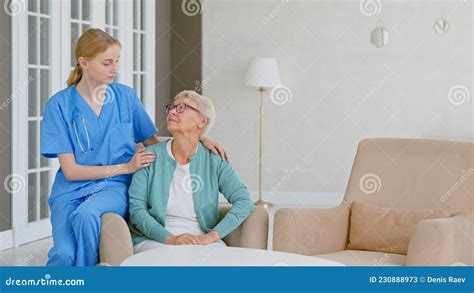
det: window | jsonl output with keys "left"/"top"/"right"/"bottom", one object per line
{"left": 11, "top": 0, "right": 155, "bottom": 248}
{"left": 11, "top": 0, "right": 60, "bottom": 246}
{"left": 105, "top": 0, "right": 119, "bottom": 81}
{"left": 133, "top": 0, "right": 145, "bottom": 101}
{"left": 27, "top": 0, "right": 52, "bottom": 223}
{"left": 70, "top": 0, "right": 92, "bottom": 67}
{"left": 132, "top": 0, "right": 155, "bottom": 118}
{"left": 105, "top": 0, "right": 119, "bottom": 38}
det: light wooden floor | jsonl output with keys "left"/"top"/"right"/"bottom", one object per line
{"left": 0, "top": 237, "right": 52, "bottom": 266}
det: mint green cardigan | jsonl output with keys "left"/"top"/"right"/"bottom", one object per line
{"left": 128, "top": 140, "right": 255, "bottom": 246}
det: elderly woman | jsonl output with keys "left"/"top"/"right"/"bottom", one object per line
{"left": 128, "top": 91, "right": 254, "bottom": 253}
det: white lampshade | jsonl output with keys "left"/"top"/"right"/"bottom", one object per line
{"left": 244, "top": 57, "right": 281, "bottom": 88}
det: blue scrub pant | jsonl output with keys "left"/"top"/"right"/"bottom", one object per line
{"left": 46, "top": 187, "right": 128, "bottom": 266}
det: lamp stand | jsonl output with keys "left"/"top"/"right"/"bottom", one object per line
{"left": 254, "top": 87, "right": 273, "bottom": 208}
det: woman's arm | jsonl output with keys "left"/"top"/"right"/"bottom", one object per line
{"left": 58, "top": 148, "right": 156, "bottom": 181}
{"left": 128, "top": 165, "right": 173, "bottom": 243}
{"left": 212, "top": 160, "right": 255, "bottom": 238}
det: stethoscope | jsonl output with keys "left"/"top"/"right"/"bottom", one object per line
{"left": 71, "top": 85, "right": 121, "bottom": 154}
{"left": 72, "top": 110, "right": 91, "bottom": 154}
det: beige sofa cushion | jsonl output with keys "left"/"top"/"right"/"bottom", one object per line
{"left": 347, "top": 201, "right": 449, "bottom": 255}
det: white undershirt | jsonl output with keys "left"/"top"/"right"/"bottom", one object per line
{"left": 165, "top": 139, "right": 206, "bottom": 236}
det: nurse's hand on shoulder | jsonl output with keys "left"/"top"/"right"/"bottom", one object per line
{"left": 201, "top": 137, "right": 230, "bottom": 162}
{"left": 126, "top": 147, "right": 156, "bottom": 173}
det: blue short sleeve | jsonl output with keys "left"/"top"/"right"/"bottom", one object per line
{"left": 40, "top": 100, "right": 74, "bottom": 158}
{"left": 131, "top": 90, "right": 158, "bottom": 143}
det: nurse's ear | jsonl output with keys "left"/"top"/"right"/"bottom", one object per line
{"left": 77, "top": 57, "right": 89, "bottom": 71}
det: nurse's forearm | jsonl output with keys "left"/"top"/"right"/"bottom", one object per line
{"left": 65, "top": 163, "right": 131, "bottom": 181}
{"left": 58, "top": 153, "right": 132, "bottom": 181}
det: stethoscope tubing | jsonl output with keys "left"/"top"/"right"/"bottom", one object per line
{"left": 70, "top": 85, "right": 121, "bottom": 154}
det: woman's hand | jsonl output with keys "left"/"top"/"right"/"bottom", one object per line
{"left": 201, "top": 137, "right": 230, "bottom": 162}
{"left": 165, "top": 233, "right": 202, "bottom": 245}
{"left": 196, "top": 230, "right": 221, "bottom": 245}
{"left": 126, "top": 147, "right": 156, "bottom": 173}
{"left": 164, "top": 231, "right": 220, "bottom": 245}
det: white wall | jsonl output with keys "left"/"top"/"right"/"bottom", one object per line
{"left": 202, "top": 0, "right": 473, "bottom": 205}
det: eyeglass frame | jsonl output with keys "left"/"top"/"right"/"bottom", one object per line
{"left": 165, "top": 103, "right": 201, "bottom": 114}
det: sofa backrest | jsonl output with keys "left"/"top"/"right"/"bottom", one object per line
{"left": 343, "top": 138, "right": 474, "bottom": 214}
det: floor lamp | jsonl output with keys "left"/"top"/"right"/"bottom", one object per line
{"left": 244, "top": 57, "right": 281, "bottom": 208}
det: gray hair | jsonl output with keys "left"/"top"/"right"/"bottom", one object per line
{"left": 174, "top": 90, "right": 215, "bottom": 137}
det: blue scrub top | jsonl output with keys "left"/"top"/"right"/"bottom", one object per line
{"left": 40, "top": 83, "right": 157, "bottom": 200}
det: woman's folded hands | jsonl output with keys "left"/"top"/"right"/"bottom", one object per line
{"left": 164, "top": 230, "right": 221, "bottom": 245}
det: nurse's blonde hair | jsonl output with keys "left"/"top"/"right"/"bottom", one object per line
{"left": 66, "top": 28, "right": 121, "bottom": 87}
{"left": 174, "top": 90, "right": 215, "bottom": 138}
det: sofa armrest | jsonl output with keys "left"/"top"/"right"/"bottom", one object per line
{"left": 218, "top": 206, "right": 269, "bottom": 249}
{"left": 99, "top": 213, "right": 133, "bottom": 266}
{"left": 273, "top": 203, "right": 350, "bottom": 255}
{"left": 406, "top": 213, "right": 473, "bottom": 266}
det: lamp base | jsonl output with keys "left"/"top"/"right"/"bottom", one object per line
{"left": 254, "top": 199, "right": 273, "bottom": 209}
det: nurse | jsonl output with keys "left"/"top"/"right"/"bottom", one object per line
{"left": 40, "top": 28, "right": 228, "bottom": 266}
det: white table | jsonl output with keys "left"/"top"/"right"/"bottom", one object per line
{"left": 121, "top": 245, "right": 344, "bottom": 266}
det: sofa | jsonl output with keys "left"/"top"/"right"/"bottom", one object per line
{"left": 99, "top": 206, "right": 269, "bottom": 266}
{"left": 273, "top": 138, "right": 473, "bottom": 266}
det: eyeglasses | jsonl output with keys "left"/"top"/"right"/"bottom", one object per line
{"left": 165, "top": 103, "right": 200, "bottom": 114}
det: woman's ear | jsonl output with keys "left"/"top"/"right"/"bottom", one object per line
{"left": 78, "top": 57, "right": 88, "bottom": 70}
{"left": 198, "top": 116, "right": 209, "bottom": 129}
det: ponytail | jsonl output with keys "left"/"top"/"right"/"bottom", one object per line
{"left": 66, "top": 65, "right": 83, "bottom": 87}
